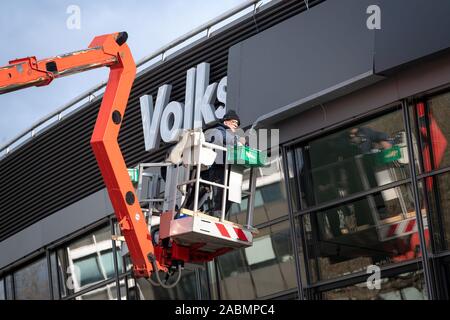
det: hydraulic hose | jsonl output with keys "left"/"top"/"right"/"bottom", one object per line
{"left": 147, "top": 254, "right": 183, "bottom": 289}
{"left": 154, "top": 264, "right": 182, "bottom": 289}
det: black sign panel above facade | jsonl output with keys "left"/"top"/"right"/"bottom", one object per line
{"left": 374, "top": 0, "right": 450, "bottom": 75}
{"left": 228, "top": 0, "right": 450, "bottom": 128}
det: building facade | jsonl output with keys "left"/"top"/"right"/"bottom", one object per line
{"left": 1, "top": 0, "right": 450, "bottom": 300}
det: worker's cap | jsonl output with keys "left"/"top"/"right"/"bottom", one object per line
{"left": 222, "top": 109, "right": 240, "bottom": 126}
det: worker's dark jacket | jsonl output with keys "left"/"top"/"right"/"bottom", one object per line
{"left": 204, "top": 123, "right": 240, "bottom": 166}
{"left": 354, "top": 127, "right": 391, "bottom": 153}
{"left": 202, "top": 123, "right": 240, "bottom": 213}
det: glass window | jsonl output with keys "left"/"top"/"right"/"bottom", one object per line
{"left": 124, "top": 276, "right": 138, "bottom": 300}
{"left": 413, "top": 94, "right": 450, "bottom": 173}
{"left": 286, "top": 149, "right": 301, "bottom": 211}
{"left": 296, "top": 109, "right": 409, "bottom": 208}
{"left": 206, "top": 261, "right": 220, "bottom": 300}
{"left": 74, "top": 279, "right": 127, "bottom": 300}
{"left": 0, "top": 278, "right": 5, "bottom": 300}
{"left": 216, "top": 221, "right": 297, "bottom": 299}
{"left": 112, "top": 220, "right": 133, "bottom": 275}
{"left": 285, "top": 109, "right": 433, "bottom": 284}
{"left": 123, "top": 255, "right": 134, "bottom": 273}
{"left": 134, "top": 268, "right": 199, "bottom": 300}
{"left": 300, "top": 184, "right": 428, "bottom": 283}
{"left": 228, "top": 155, "right": 289, "bottom": 226}
{"left": 13, "top": 257, "right": 50, "bottom": 300}
{"left": 50, "top": 253, "right": 60, "bottom": 299}
{"left": 197, "top": 268, "right": 210, "bottom": 300}
{"left": 441, "top": 262, "right": 450, "bottom": 298}
{"left": 5, "top": 275, "right": 13, "bottom": 300}
{"left": 322, "top": 270, "right": 427, "bottom": 300}
{"left": 421, "top": 172, "right": 450, "bottom": 252}
{"left": 56, "top": 225, "right": 123, "bottom": 297}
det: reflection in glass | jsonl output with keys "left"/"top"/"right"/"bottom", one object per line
{"left": 5, "top": 275, "right": 13, "bottom": 300}
{"left": 13, "top": 257, "right": 50, "bottom": 300}
{"left": 207, "top": 261, "right": 220, "bottom": 300}
{"left": 198, "top": 268, "right": 210, "bottom": 299}
{"left": 217, "top": 221, "right": 297, "bottom": 299}
{"left": 113, "top": 220, "right": 134, "bottom": 274}
{"left": 286, "top": 149, "right": 300, "bottom": 211}
{"left": 0, "top": 278, "right": 5, "bottom": 300}
{"left": 123, "top": 255, "right": 134, "bottom": 272}
{"left": 301, "top": 185, "right": 428, "bottom": 283}
{"left": 413, "top": 94, "right": 450, "bottom": 173}
{"left": 74, "top": 279, "right": 126, "bottom": 300}
{"left": 56, "top": 226, "right": 123, "bottom": 296}
{"left": 296, "top": 109, "right": 409, "bottom": 208}
{"left": 228, "top": 155, "right": 288, "bottom": 226}
{"left": 421, "top": 173, "right": 450, "bottom": 252}
{"left": 134, "top": 268, "right": 199, "bottom": 299}
{"left": 323, "top": 271, "right": 427, "bottom": 300}
{"left": 50, "top": 253, "right": 60, "bottom": 299}
{"left": 125, "top": 276, "right": 139, "bottom": 300}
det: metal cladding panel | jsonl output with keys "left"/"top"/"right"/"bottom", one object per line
{"left": 0, "top": 0, "right": 323, "bottom": 242}
{"left": 374, "top": 0, "right": 450, "bottom": 75}
{"left": 227, "top": 0, "right": 377, "bottom": 128}
{"left": 0, "top": 189, "right": 112, "bottom": 270}
{"left": 227, "top": 0, "right": 450, "bottom": 128}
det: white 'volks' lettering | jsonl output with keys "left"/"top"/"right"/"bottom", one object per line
{"left": 140, "top": 62, "right": 227, "bottom": 151}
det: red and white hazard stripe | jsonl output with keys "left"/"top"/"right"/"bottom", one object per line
{"left": 214, "top": 222, "right": 252, "bottom": 243}
{"left": 379, "top": 216, "right": 428, "bottom": 241}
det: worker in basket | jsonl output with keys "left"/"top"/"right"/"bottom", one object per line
{"left": 183, "top": 110, "right": 244, "bottom": 219}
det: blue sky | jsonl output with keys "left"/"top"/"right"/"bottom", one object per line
{"left": 0, "top": 0, "right": 246, "bottom": 145}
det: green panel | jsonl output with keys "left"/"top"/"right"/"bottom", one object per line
{"left": 227, "top": 146, "right": 267, "bottom": 168}
{"left": 379, "top": 145, "right": 402, "bottom": 164}
{"left": 127, "top": 168, "right": 139, "bottom": 184}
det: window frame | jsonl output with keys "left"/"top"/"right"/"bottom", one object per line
{"left": 11, "top": 254, "right": 51, "bottom": 300}
{"left": 282, "top": 101, "right": 434, "bottom": 299}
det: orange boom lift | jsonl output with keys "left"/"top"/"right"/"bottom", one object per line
{"left": 0, "top": 32, "right": 258, "bottom": 286}
{"left": 0, "top": 32, "right": 157, "bottom": 277}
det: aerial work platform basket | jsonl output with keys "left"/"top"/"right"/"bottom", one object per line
{"left": 161, "top": 209, "right": 253, "bottom": 253}
{"left": 125, "top": 129, "right": 264, "bottom": 279}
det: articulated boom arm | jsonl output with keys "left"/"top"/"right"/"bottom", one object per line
{"left": 0, "top": 32, "right": 158, "bottom": 277}
{"left": 0, "top": 33, "right": 127, "bottom": 94}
